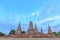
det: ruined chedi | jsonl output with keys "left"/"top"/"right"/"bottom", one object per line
{"left": 7, "top": 21, "right": 55, "bottom": 38}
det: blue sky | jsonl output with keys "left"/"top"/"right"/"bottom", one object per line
{"left": 0, "top": 0, "right": 60, "bottom": 34}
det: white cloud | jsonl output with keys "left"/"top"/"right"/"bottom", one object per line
{"left": 40, "top": 15, "right": 60, "bottom": 24}
{"left": 31, "top": 10, "right": 41, "bottom": 17}
{"left": 32, "top": 12, "right": 35, "bottom": 16}
{"left": 33, "top": 15, "right": 60, "bottom": 26}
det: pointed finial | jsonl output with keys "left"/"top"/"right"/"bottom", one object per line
{"left": 35, "top": 23, "right": 38, "bottom": 32}
{"left": 48, "top": 24, "right": 51, "bottom": 31}
{"left": 29, "top": 21, "right": 33, "bottom": 27}
{"left": 48, "top": 24, "right": 52, "bottom": 34}
{"left": 16, "top": 22, "right": 22, "bottom": 34}
{"left": 35, "top": 23, "right": 37, "bottom": 29}
{"left": 41, "top": 27, "right": 43, "bottom": 34}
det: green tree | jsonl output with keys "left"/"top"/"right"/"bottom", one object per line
{"left": 21, "top": 31, "right": 25, "bottom": 33}
{"left": 9, "top": 29, "right": 16, "bottom": 35}
{"left": 57, "top": 31, "right": 60, "bottom": 36}
{"left": 53, "top": 32, "right": 57, "bottom": 36}
{"left": 0, "top": 32, "right": 4, "bottom": 36}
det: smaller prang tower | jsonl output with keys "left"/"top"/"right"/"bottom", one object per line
{"left": 34, "top": 24, "right": 38, "bottom": 35}
{"left": 47, "top": 24, "right": 55, "bottom": 37}
{"left": 14, "top": 22, "right": 22, "bottom": 37}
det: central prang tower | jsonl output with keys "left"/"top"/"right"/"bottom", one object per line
{"left": 28, "top": 21, "right": 34, "bottom": 33}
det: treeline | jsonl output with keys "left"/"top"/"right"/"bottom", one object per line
{"left": 53, "top": 31, "right": 60, "bottom": 36}
{"left": 0, "top": 29, "right": 25, "bottom": 36}
{"left": 0, "top": 29, "right": 16, "bottom": 36}
{"left": 0, "top": 32, "right": 4, "bottom": 36}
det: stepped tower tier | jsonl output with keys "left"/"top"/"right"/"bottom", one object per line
{"left": 12, "top": 22, "right": 22, "bottom": 37}
{"left": 48, "top": 25, "right": 52, "bottom": 34}
{"left": 46, "top": 24, "right": 55, "bottom": 37}
{"left": 40, "top": 27, "right": 43, "bottom": 34}
{"left": 14, "top": 22, "right": 22, "bottom": 36}
{"left": 40, "top": 27, "right": 44, "bottom": 37}
{"left": 27, "top": 21, "right": 35, "bottom": 35}
{"left": 17, "top": 22, "right": 22, "bottom": 34}
{"left": 34, "top": 24, "right": 38, "bottom": 34}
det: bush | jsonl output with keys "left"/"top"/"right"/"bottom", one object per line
{"left": 9, "top": 29, "right": 16, "bottom": 35}
{"left": 0, "top": 32, "right": 4, "bottom": 36}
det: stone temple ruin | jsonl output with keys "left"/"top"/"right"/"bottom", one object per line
{"left": 4, "top": 21, "right": 55, "bottom": 38}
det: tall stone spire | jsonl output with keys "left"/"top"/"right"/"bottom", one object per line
{"left": 30, "top": 21, "right": 33, "bottom": 28}
{"left": 28, "top": 21, "right": 34, "bottom": 34}
{"left": 40, "top": 27, "right": 43, "bottom": 34}
{"left": 16, "top": 22, "right": 22, "bottom": 34}
{"left": 35, "top": 24, "right": 38, "bottom": 33}
{"left": 48, "top": 24, "right": 52, "bottom": 34}
{"left": 40, "top": 27, "right": 44, "bottom": 37}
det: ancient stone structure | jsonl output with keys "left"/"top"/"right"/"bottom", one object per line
{"left": 8, "top": 21, "right": 55, "bottom": 38}
{"left": 14, "top": 22, "right": 22, "bottom": 37}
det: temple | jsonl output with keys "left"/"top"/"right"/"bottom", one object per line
{"left": 6, "top": 21, "right": 55, "bottom": 38}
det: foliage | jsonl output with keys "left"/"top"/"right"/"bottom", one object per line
{"left": 53, "top": 31, "right": 60, "bottom": 36}
{"left": 53, "top": 32, "right": 57, "bottom": 36}
{"left": 0, "top": 32, "right": 4, "bottom": 36}
{"left": 21, "top": 31, "right": 25, "bottom": 33}
{"left": 57, "top": 31, "right": 60, "bottom": 36}
{"left": 9, "top": 29, "right": 16, "bottom": 35}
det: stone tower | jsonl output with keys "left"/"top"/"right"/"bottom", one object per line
{"left": 40, "top": 27, "right": 44, "bottom": 37}
{"left": 27, "top": 21, "right": 35, "bottom": 37}
{"left": 16, "top": 22, "right": 22, "bottom": 34}
{"left": 34, "top": 24, "right": 38, "bottom": 34}
{"left": 14, "top": 22, "right": 22, "bottom": 37}
{"left": 48, "top": 25, "right": 52, "bottom": 34}
{"left": 28, "top": 21, "right": 34, "bottom": 33}
{"left": 47, "top": 24, "right": 55, "bottom": 37}
{"left": 40, "top": 27, "right": 43, "bottom": 34}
